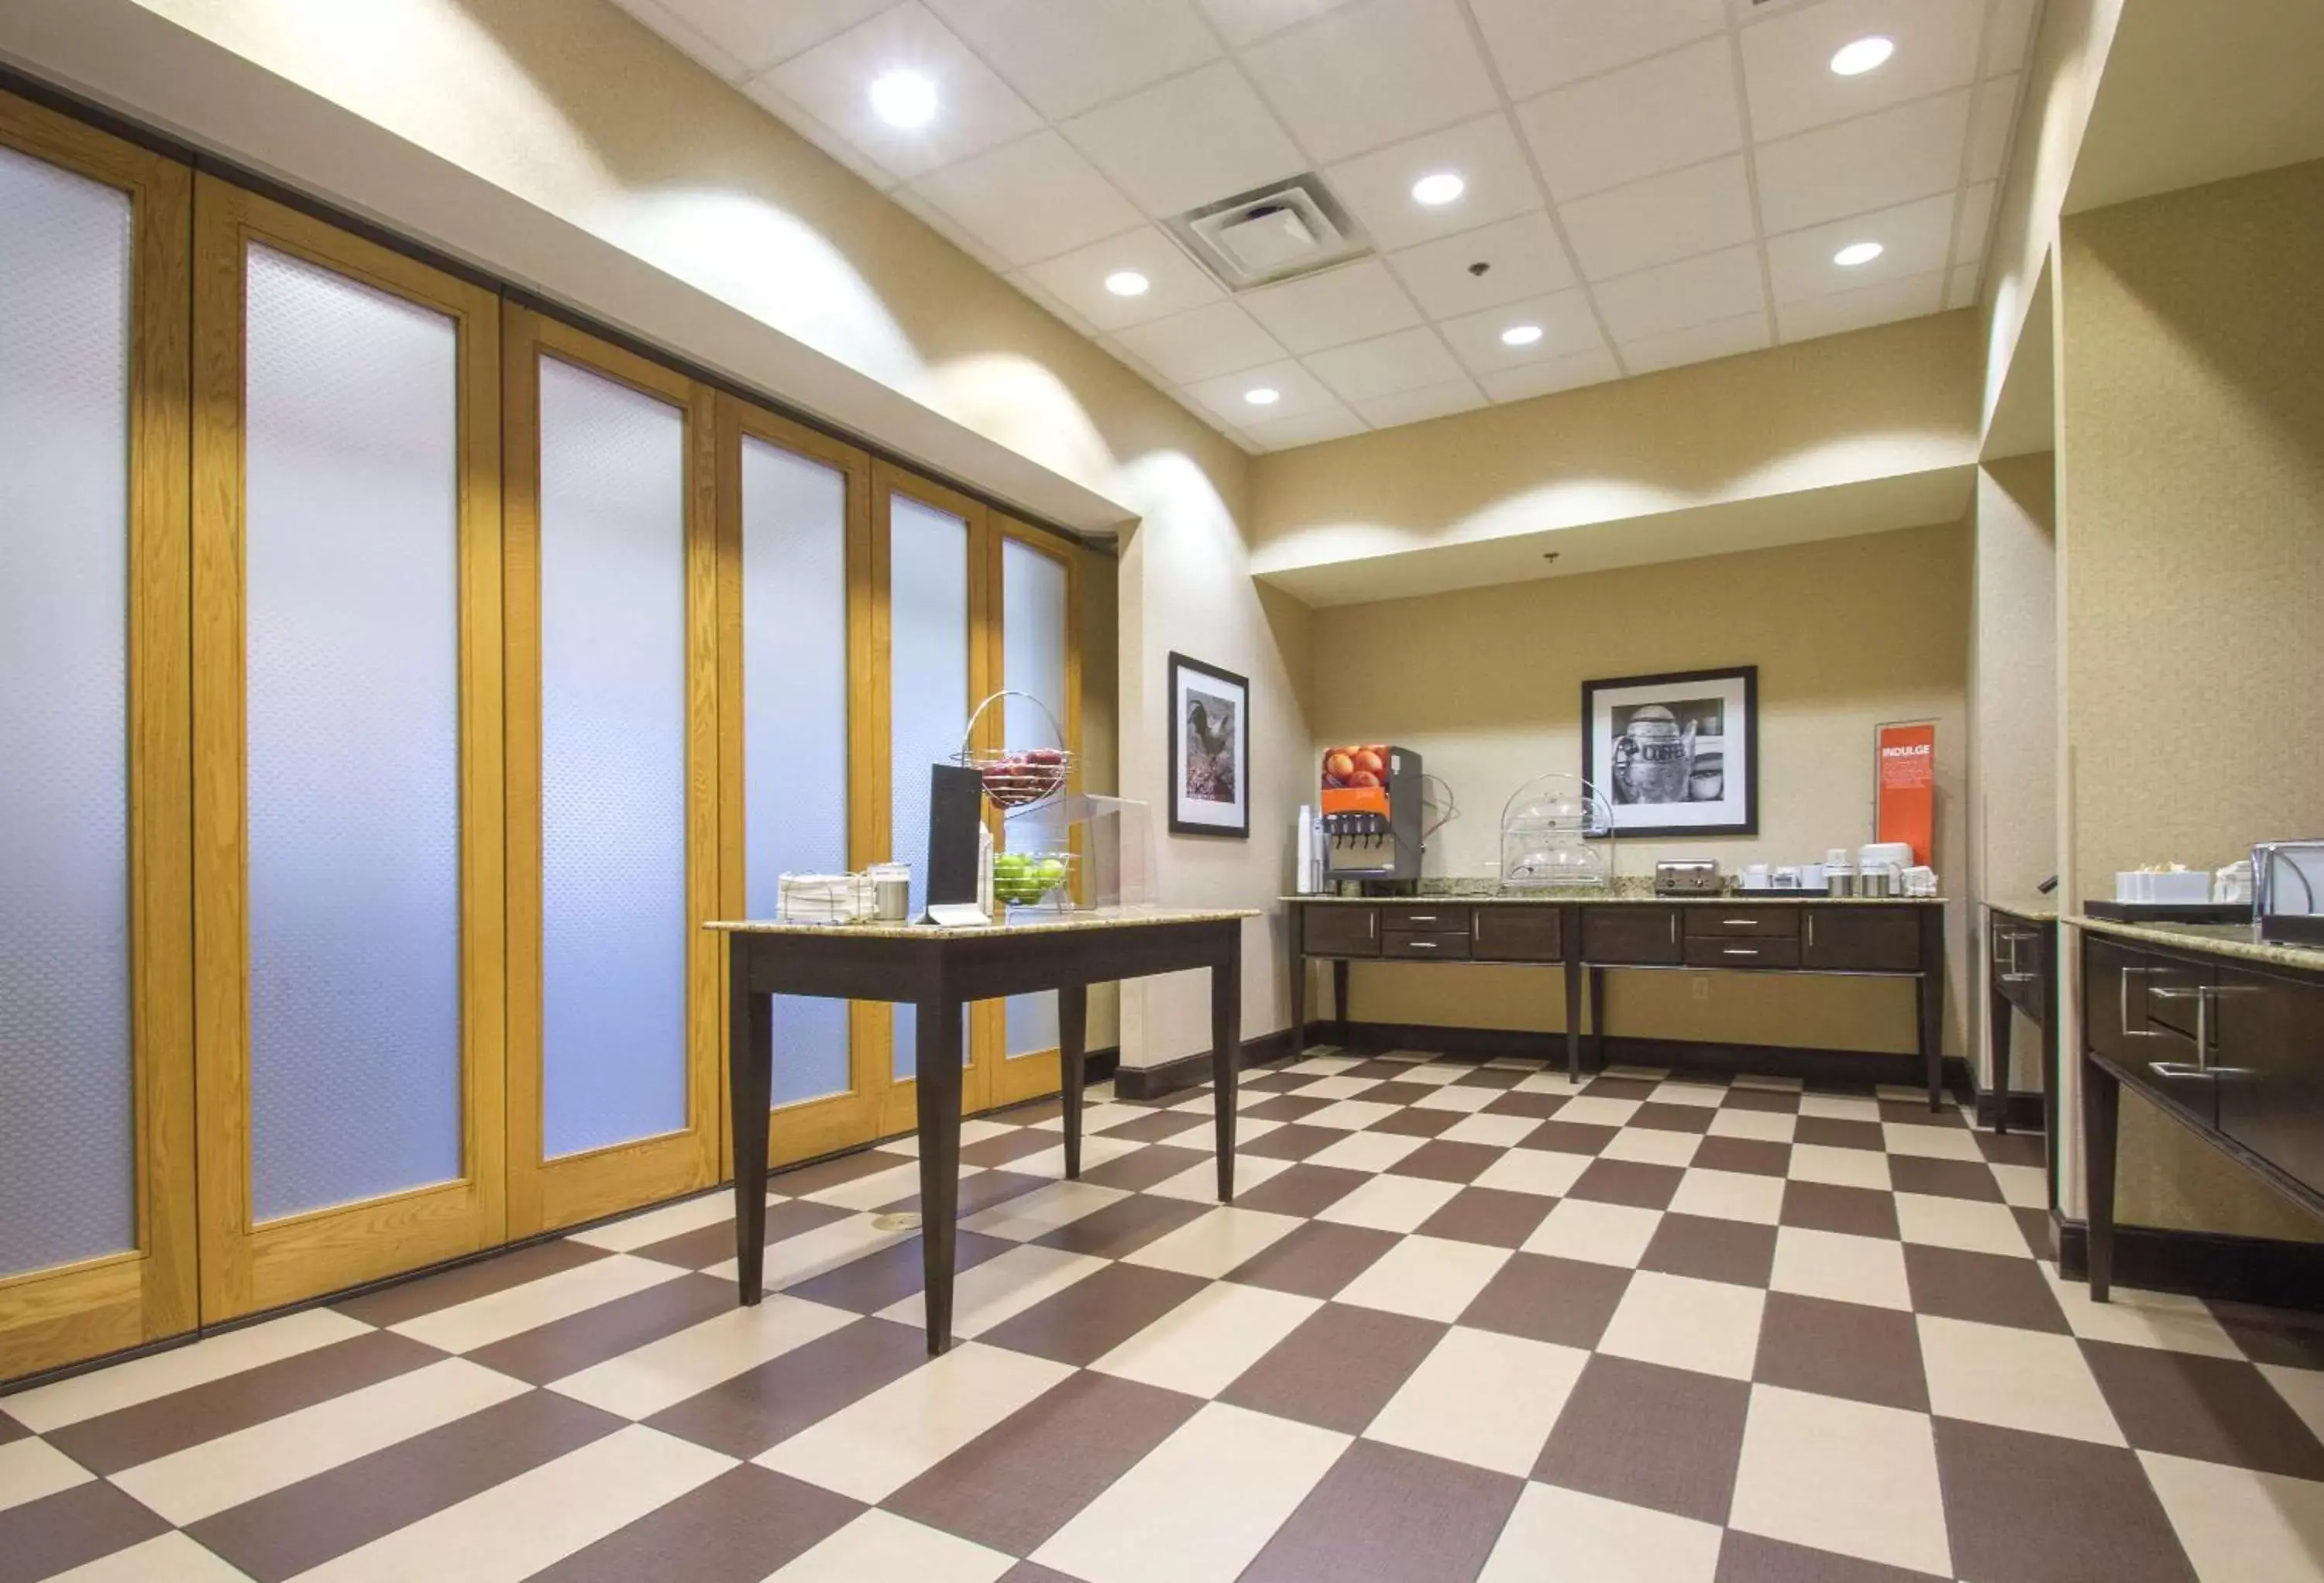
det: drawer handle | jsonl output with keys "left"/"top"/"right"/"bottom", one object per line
{"left": 1721, "top": 919, "right": 1759, "bottom": 927}
{"left": 1807, "top": 914, "right": 1815, "bottom": 949}
{"left": 2148, "top": 984, "right": 2215, "bottom": 1068}
{"left": 2148, "top": 1061, "right": 2215, "bottom": 1081}
{"left": 1669, "top": 913, "right": 1678, "bottom": 945}
{"left": 1408, "top": 940, "right": 1438, "bottom": 949}
{"left": 1406, "top": 914, "right": 1437, "bottom": 922}
{"left": 2118, "top": 966, "right": 2164, "bottom": 1039}
{"left": 1722, "top": 947, "right": 1759, "bottom": 956}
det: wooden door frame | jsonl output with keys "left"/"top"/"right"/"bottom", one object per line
{"left": 502, "top": 307, "right": 720, "bottom": 1237}
{"left": 189, "top": 175, "right": 506, "bottom": 1322}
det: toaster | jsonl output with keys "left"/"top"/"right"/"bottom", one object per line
{"left": 2254, "top": 840, "right": 2324, "bottom": 948}
{"left": 1655, "top": 858, "right": 1721, "bottom": 896}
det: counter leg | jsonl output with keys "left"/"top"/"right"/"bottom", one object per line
{"left": 2082, "top": 1054, "right": 2120, "bottom": 1303}
{"left": 915, "top": 991, "right": 965, "bottom": 1354}
{"left": 1563, "top": 953, "right": 1583, "bottom": 1083}
{"left": 1212, "top": 936, "right": 1243, "bottom": 1202}
{"left": 1332, "top": 959, "right": 1350, "bottom": 1037}
{"left": 1589, "top": 967, "right": 1607, "bottom": 1076}
{"left": 728, "top": 944, "right": 772, "bottom": 1306}
{"left": 1920, "top": 912, "right": 1946, "bottom": 1111}
{"left": 1287, "top": 908, "right": 1307, "bottom": 1057}
{"left": 1989, "top": 979, "right": 2015, "bottom": 1135}
{"left": 2040, "top": 979, "right": 2061, "bottom": 1214}
{"left": 1060, "top": 982, "right": 1088, "bottom": 1181}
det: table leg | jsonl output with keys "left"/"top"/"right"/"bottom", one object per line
{"left": 1989, "top": 980, "right": 2015, "bottom": 1135}
{"left": 1563, "top": 952, "right": 1583, "bottom": 1083}
{"left": 1287, "top": 908, "right": 1307, "bottom": 1057}
{"left": 1060, "top": 982, "right": 1088, "bottom": 1181}
{"left": 728, "top": 945, "right": 772, "bottom": 1307}
{"left": 1212, "top": 937, "right": 1242, "bottom": 1202}
{"left": 1332, "top": 958, "right": 1350, "bottom": 1034}
{"left": 2040, "top": 981, "right": 2061, "bottom": 1214}
{"left": 915, "top": 991, "right": 965, "bottom": 1355}
{"left": 1589, "top": 967, "right": 1607, "bottom": 1076}
{"left": 2082, "top": 1054, "right": 2120, "bottom": 1302}
{"left": 1920, "top": 912, "right": 1946, "bottom": 1111}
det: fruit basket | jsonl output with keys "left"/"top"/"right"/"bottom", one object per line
{"left": 954, "top": 690, "right": 1074, "bottom": 809}
{"left": 993, "top": 848, "right": 1075, "bottom": 909}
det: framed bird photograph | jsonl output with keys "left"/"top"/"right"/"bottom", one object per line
{"left": 1168, "top": 652, "right": 1250, "bottom": 838}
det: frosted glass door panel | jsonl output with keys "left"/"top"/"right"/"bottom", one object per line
{"left": 0, "top": 146, "right": 135, "bottom": 1275}
{"left": 888, "top": 495, "right": 969, "bottom": 1080}
{"left": 742, "top": 439, "right": 851, "bottom": 1108}
{"left": 539, "top": 357, "right": 689, "bottom": 1158}
{"left": 243, "top": 246, "right": 463, "bottom": 1222}
{"left": 1002, "top": 540, "right": 1068, "bottom": 1059}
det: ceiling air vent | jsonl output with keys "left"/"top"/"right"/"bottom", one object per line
{"left": 1164, "top": 174, "right": 1370, "bottom": 290}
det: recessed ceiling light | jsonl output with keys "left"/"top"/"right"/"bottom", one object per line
{"left": 1411, "top": 171, "right": 1466, "bottom": 207}
{"left": 1834, "top": 241, "right": 1884, "bottom": 267}
{"left": 1104, "top": 270, "right": 1151, "bottom": 297}
{"left": 1244, "top": 386, "right": 1281, "bottom": 406}
{"left": 1500, "top": 323, "right": 1545, "bottom": 347}
{"left": 868, "top": 69, "right": 938, "bottom": 129}
{"left": 1829, "top": 36, "right": 1895, "bottom": 76}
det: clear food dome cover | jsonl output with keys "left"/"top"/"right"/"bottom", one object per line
{"left": 1500, "top": 774, "right": 1614, "bottom": 889}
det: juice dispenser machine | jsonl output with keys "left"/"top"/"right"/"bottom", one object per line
{"left": 1319, "top": 743, "right": 1424, "bottom": 891}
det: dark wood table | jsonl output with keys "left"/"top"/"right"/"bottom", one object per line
{"left": 1986, "top": 903, "right": 2059, "bottom": 1207}
{"left": 708, "top": 908, "right": 1253, "bottom": 1354}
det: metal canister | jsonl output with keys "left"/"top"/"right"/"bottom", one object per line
{"left": 1860, "top": 867, "right": 1895, "bottom": 898}
{"left": 1826, "top": 864, "right": 1857, "bottom": 897}
{"left": 871, "top": 863, "right": 911, "bottom": 922}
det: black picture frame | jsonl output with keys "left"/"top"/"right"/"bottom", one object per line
{"left": 1167, "top": 652, "right": 1251, "bottom": 839}
{"left": 1581, "top": 665, "right": 1759, "bottom": 839}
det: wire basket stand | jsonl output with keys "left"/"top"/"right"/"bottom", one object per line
{"left": 954, "top": 689, "right": 1074, "bottom": 812}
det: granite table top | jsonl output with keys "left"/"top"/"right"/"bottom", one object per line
{"left": 705, "top": 906, "right": 1257, "bottom": 940}
{"left": 1986, "top": 898, "right": 2062, "bottom": 922}
{"left": 2068, "top": 915, "right": 2324, "bottom": 973}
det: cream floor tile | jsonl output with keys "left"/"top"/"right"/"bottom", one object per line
{"left": 1707, "top": 1107, "right": 1797, "bottom": 1142}
{"left": 1729, "top": 1385, "right": 1951, "bottom": 1578}
{"left": 1334, "top": 1235, "right": 1514, "bottom": 1322}
{"left": 1033, "top": 1402, "right": 1349, "bottom": 1583}
{"left": 1122, "top": 1206, "right": 1301, "bottom": 1277}
{"left": 2264, "top": 1363, "right": 2324, "bottom": 1445}
{"left": 878, "top": 1245, "right": 1105, "bottom": 1336}
{"left": 1604, "top": 1065, "right": 1670, "bottom": 1081}
{"left": 1521, "top": 1199, "right": 1662, "bottom": 1268}
{"left": 1600, "top": 1128, "right": 1701, "bottom": 1167}
{"left": 1667, "top": 1167, "right": 1786, "bottom": 1226}
{"left": 115, "top": 1357, "right": 531, "bottom": 1523}
{"left": 1438, "top": 1111, "right": 1542, "bottom": 1148}
{"left": 1484, "top": 1057, "right": 1541, "bottom": 1072}
{"left": 1288, "top": 1074, "right": 1383, "bottom": 1101}
{"left": 1077, "top": 1104, "right": 1156, "bottom": 1135}
{"left": 2140, "top": 1451, "right": 2324, "bottom": 1583}
{"left": 301, "top": 1423, "right": 732, "bottom": 1583}
{"left": 552, "top": 1295, "right": 856, "bottom": 1420}
{"left": 1010, "top": 1133, "right": 1147, "bottom": 1180}
{"left": 799, "top": 1159, "right": 937, "bottom": 1209}
{"left": 390, "top": 1255, "right": 685, "bottom": 1354}
{"left": 569, "top": 1190, "right": 752, "bottom": 1252}
{"left": 1882, "top": 1121, "right": 1987, "bottom": 1161}
{"left": 1365, "top": 1325, "right": 1589, "bottom": 1476}
{"left": 2040, "top": 1268, "right": 2244, "bottom": 1358}
{"left": 0, "top": 1436, "right": 92, "bottom": 1514}
{"left": 1599, "top": 1271, "right": 1766, "bottom": 1381}
{"left": 1148, "top": 1153, "right": 1290, "bottom": 1202}
{"left": 1649, "top": 1081, "right": 1729, "bottom": 1109}
{"left": 1991, "top": 1162, "right": 2048, "bottom": 1209}
{"left": 1516, "top": 1070, "right": 1589, "bottom": 1096}
{"left": 1474, "top": 1148, "right": 1591, "bottom": 1198}
{"left": 1094, "top": 1280, "right": 1321, "bottom": 1398}
{"left": 1542, "top": 1096, "right": 1639, "bottom": 1127}
{"left": 1917, "top": 1315, "right": 2126, "bottom": 1445}
{"left": 961, "top": 1180, "right": 1126, "bottom": 1241}
{"left": 1284, "top": 1054, "right": 1362, "bottom": 1076}
{"left": 1301, "top": 1098, "right": 1401, "bottom": 1131}
{"left": 1770, "top": 1226, "right": 1913, "bottom": 1311}
{"left": 1787, "top": 1143, "right": 1893, "bottom": 1191}
{"left": 729, "top": 1212, "right": 916, "bottom": 1293}
{"left": 1797, "top": 1094, "right": 1882, "bottom": 1123}
{"left": 758, "top": 1341, "right": 1074, "bottom": 1502}
{"left": 1392, "top": 1061, "right": 1467, "bottom": 1085}
{"left": 1732, "top": 1073, "right": 1804, "bottom": 1093}
{"left": 2, "top": 1307, "right": 370, "bottom": 1433}
{"left": 1411, "top": 1085, "right": 1498, "bottom": 1114}
{"left": 768, "top": 1509, "right": 1015, "bottom": 1583}
{"left": 1477, "top": 1480, "right": 1723, "bottom": 1583}
{"left": 1893, "top": 1193, "right": 2031, "bottom": 1258}
{"left": 46, "top": 1532, "right": 253, "bottom": 1582}
{"left": 1314, "top": 1173, "right": 1465, "bottom": 1234}
{"left": 1875, "top": 1084, "right": 1934, "bottom": 1104}
{"left": 1304, "top": 1129, "right": 1428, "bottom": 1174}
{"left": 883, "top": 1121, "right": 1016, "bottom": 1156}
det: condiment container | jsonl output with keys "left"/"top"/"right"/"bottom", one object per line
{"left": 1826, "top": 864, "right": 1857, "bottom": 897}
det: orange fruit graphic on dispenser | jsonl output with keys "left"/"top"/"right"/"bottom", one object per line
{"left": 1320, "top": 743, "right": 1392, "bottom": 813}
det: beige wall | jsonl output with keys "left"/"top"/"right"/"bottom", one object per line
{"left": 1308, "top": 523, "right": 1972, "bottom": 1056}
{"left": 2058, "top": 156, "right": 2324, "bottom": 1239}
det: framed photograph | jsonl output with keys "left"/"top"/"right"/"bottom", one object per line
{"left": 1582, "top": 665, "right": 1758, "bottom": 838}
{"left": 1168, "top": 652, "right": 1250, "bottom": 838}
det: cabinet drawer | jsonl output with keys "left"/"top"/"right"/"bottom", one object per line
{"left": 1472, "top": 905, "right": 1563, "bottom": 962}
{"left": 1686, "top": 908, "right": 1800, "bottom": 939}
{"left": 1384, "top": 930, "right": 1470, "bottom": 960}
{"left": 1800, "top": 907, "right": 1922, "bottom": 972}
{"left": 2215, "top": 964, "right": 2324, "bottom": 1197}
{"left": 1583, "top": 906, "right": 1682, "bottom": 965}
{"left": 1684, "top": 935, "right": 1801, "bottom": 970}
{"left": 1301, "top": 907, "right": 1379, "bottom": 956}
{"left": 2083, "top": 936, "right": 2216, "bottom": 1126}
{"left": 1992, "top": 922, "right": 2048, "bottom": 1022}
{"left": 1384, "top": 903, "right": 1470, "bottom": 933}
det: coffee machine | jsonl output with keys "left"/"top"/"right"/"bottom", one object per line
{"left": 1319, "top": 743, "right": 1424, "bottom": 892}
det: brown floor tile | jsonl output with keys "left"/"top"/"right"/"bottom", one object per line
{"left": 2012, "top": 1204, "right": 2055, "bottom": 1259}
{"left": 631, "top": 1197, "right": 856, "bottom": 1270}
{"left": 1418, "top": 1186, "right": 1557, "bottom": 1248}
{"left": 1520, "top": 1119, "right": 1621, "bottom": 1155}
{"left": 1242, "top": 1093, "right": 1335, "bottom": 1125}
{"left": 1932, "top": 1416, "right": 2196, "bottom": 1583}
{"left": 1633, "top": 1101, "right": 1717, "bottom": 1135}
{"left": 1976, "top": 1128, "right": 2048, "bottom": 1167}
{"left": 0, "top": 1481, "right": 170, "bottom": 1583}
{"left": 1459, "top": 1252, "right": 1631, "bottom": 1350}
{"left": 1242, "top": 1123, "right": 1348, "bottom": 1162}
{"left": 0, "top": 1410, "right": 26, "bottom": 1444}
{"left": 1715, "top": 1531, "right": 1943, "bottom": 1582}
{"left": 188, "top": 1390, "right": 621, "bottom": 1582}
{"left": 1694, "top": 1137, "right": 1793, "bottom": 1177}
{"left": 1642, "top": 1214, "right": 1777, "bottom": 1288}
{"left": 1033, "top": 1193, "right": 1209, "bottom": 1259}
{"left": 1220, "top": 1303, "right": 1444, "bottom": 1434}
{"left": 767, "top": 1147, "right": 914, "bottom": 1197}
{"left": 1098, "top": 1107, "right": 1215, "bottom": 1142}
{"left": 1000, "top": 1564, "right": 1084, "bottom": 1582}
{"left": 1390, "top": 1140, "right": 1506, "bottom": 1184}
{"left": 1483, "top": 1090, "right": 1567, "bottom": 1119}
{"left": 1343, "top": 1059, "right": 1420, "bottom": 1082}
{"left": 1450, "top": 1065, "right": 1527, "bottom": 1090}
{"left": 468, "top": 1271, "right": 737, "bottom": 1384}
{"left": 1534, "top": 1354, "right": 1749, "bottom": 1524}
{"left": 1226, "top": 1221, "right": 1398, "bottom": 1299}
{"left": 332, "top": 1238, "right": 608, "bottom": 1327}
{"left": 883, "top": 1168, "right": 1049, "bottom": 1217}
{"left": 1723, "top": 1087, "right": 1803, "bottom": 1114}
{"left": 1002, "top": 1098, "right": 1065, "bottom": 1125}
{"left": 978, "top": 1263, "right": 1208, "bottom": 1367}
{"left": 2210, "top": 1300, "right": 2324, "bottom": 1371}
{"left": 45, "top": 1329, "right": 443, "bottom": 1475}
{"left": 782, "top": 1230, "right": 1015, "bottom": 1314}
{"left": 958, "top": 1126, "right": 1065, "bottom": 1168}
{"left": 1881, "top": 1100, "right": 1965, "bottom": 1129}
{"left": 1887, "top": 1155, "right": 2003, "bottom": 1203}
{"left": 887, "top": 1372, "right": 1201, "bottom": 1554}
{"left": 1234, "top": 1069, "right": 1310, "bottom": 1094}
{"left": 1902, "top": 1245, "right": 2067, "bottom": 1334}
{"left": 1360, "top": 1080, "right": 1444, "bottom": 1107}
{"left": 1079, "top": 1142, "right": 1208, "bottom": 1193}
{"left": 1232, "top": 1163, "right": 1372, "bottom": 1219}
{"left": 1753, "top": 1293, "right": 1928, "bottom": 1413}
{"left": 646, "top": 1315, "right": 930, "bottom": 1459}
{"left": 1566, "top": 1158, "right": 1685, "bottom": 1210}
{"left": 2082, "top": 1339, "right": 2324, "bottom": 1479}
{"left": 1242, "top": 1439, "right": 1523, "bottom": 1583}
{"left": 1366, "top": 1106, "right": 1464, "bottom": 1138}
{"left": 1781, "top": 1181, "right": 1901, "bottom": 1239}
{"left": 1583, "top": 1076, "right": 1659, "bottom": 1102}
{"left": 1795, "top": 1117, "right": 1884, "bottom": 1152}
{"left": 531, "top": 1465, "right": 862, "bottom": 1583}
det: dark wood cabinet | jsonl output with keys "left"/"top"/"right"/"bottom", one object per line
{"left": 1683, "top": 935, "right": 1801, "bottom": 969}
{"left": 2213, "top": 967, "right": 2324, "bottom": 1199}
{"left": 1686, "top": 908, "right": 1800, "bottom": 939}
{"left": 1992, "top": 918, "right": 2051, "bottom": 1025}
{"left": 1583, "top": 905, "right": 1682, "bottom": 965}
{"left": 1302, "top": 906, "right": 1379, "bottom": 957}
{"left": 1800, "top": 906, "right": 1921, "bottom": 972}
{"left": 1383, "top": 903, "right": 1469, "bottom": 932}
{"left": 1471, "top": 905, "right": 1562, "bottom": 962}
{"left": 1384, "top": 930, "right": 1470, "bottom": 960}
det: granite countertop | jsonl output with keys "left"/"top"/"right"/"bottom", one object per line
{"left": 704, "top": 905, "right": 1257, "bottom": 939}
{"left": 2068, "top": 915, "right": 2324, "bottom": 973}
{"left": 1986, "top": 898, "right": 2061, "bottom": 922}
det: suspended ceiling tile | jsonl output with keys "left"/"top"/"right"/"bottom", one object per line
{"left": 1238, "top": 0, "right": 1500, "bottom": 163}
{"left": 1183, "top": 357, "right": 1340, "bottom": 424}
{"left": 1776, "top": 269, "right": 1946, "bottom": 343}
{"left": 655, "top": 0, "right": 896, "bottom": 76}
{"left": 907, "top": 131, "right": 1146, "bottom": 267}
{"left": 1239, "top": 259, "right": 1425, "bottom": 355}
{"left": 1518, "top": 37, "right": 1744, "bottom": 203}
{"left": 1478, "top": 346, "right": 1621, "bottom": 403}
{"left": 1302, "top": 324, "right": 1466, "bottom": 403}
{"left": 1019, "top": 226, "right": 1226, "bottom": 332}
{"left": 1619, "top": 308, "right": 1771, "bottom": 375}
{"left": 1469, "top": 0, "right": 1729, "bottom": 101}
{"left": 1239, "top": 400, "right": 1370, "bottom": 450}
{"left": 1983, "top": 0, "right": 2041, "bottom": 78}
{"left": 1109, "top": 298, "right": 1287, "bottom": 385}
{"left": 1435, "top": 287, "right": 1604, "bottom": 375}
{"left": 1196, "top": 0, "right": 1363, "bottom": 48}
{"left": 1386, "top": 209, "right": 1578, "bottom": 320}
{"left": 1740, "top": 0, "right": 1983, "bottom": 144}
{"left": 923, "top": 0, "right": 1221, "bottom": 122}
{"left": 1558, "top": 155, "right": 1757, "bottom": 282}
{"left": 1964, "top": 75, "right": 2023, "bottom": 184}
{"left": 1323, "top": 113, "right": 1541, "bottom": 254}
{"left": 1351, "top": 376, "right": 1489, "bottom": 428}
{"left": 1752, "top": 91, "right": 1971, "bottom": 235}
{"left": 1588, "top": 242, "right": 1766, "bottom": 344}
{"left": 1764, "top": 191, "right": 1955, "bottom": 304}
{"left": 1059, "top": 60, "right": 1307, "bottom": 217}
{"left": 1953, "top": 181, "right": 1996, "bottom": 266}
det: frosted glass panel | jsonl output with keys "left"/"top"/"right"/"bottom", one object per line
{"left": 539, "top": 356, "right": 689, "bottom": 1158}
{"left": 741, "top": 438, "right": 851, "bottom": 1108}
{"left": 1002, "top": 540, "right": 1068, "bottom": 1059}
{"left": 244, "top": 245, "right": 463, "bottom": 1221}
{"left": 0, "top": 146, "right": 135, "bottom": 1276}
{"left": 888, "top": 494, "right": 969, "bottom": 1080}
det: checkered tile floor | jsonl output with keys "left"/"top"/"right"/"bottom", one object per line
{"left": 8, "top": 1050, "right": 2324, "bottom": 1582}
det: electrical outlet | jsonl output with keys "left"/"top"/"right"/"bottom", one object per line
{"left": 1690, "top": 975, "right": 1710, "bottom": 1000}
